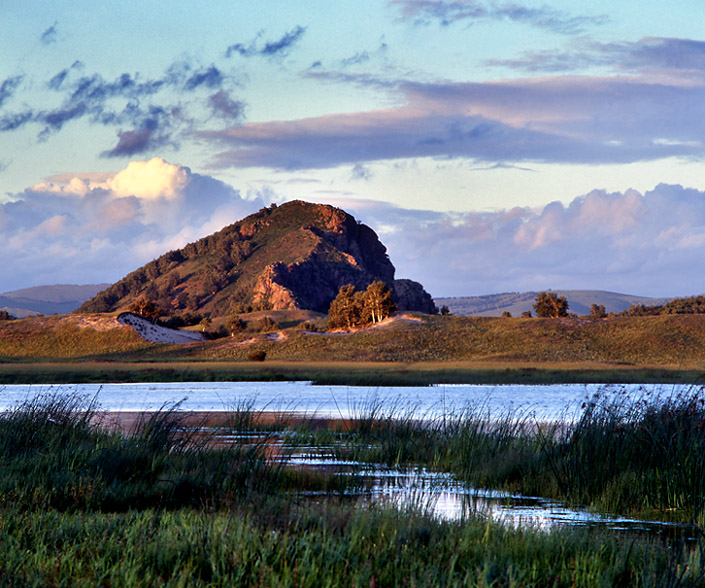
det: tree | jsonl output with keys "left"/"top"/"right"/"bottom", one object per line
{"left": 440, "top": 305, "right": 451, "bottom": 316}
{"left": 328, "top": 284, "right": 361, "bottom": 329}
{"left": 0, "top": 310, "right": 16, "bottom": 321}
{"left": 129, "top": 297, "right": 162, "bottom": 321}
{"left": 199, "top": 316, "right": 212, "bottom": 332}
{"left": 226, "top": 314, "right": 246, "bottom": 336}
{"left": 328, "top": 281, "right": 397, "bottom": 329}
{"left": 589, "top": 304, "right": 607, "bottom": 319}
{"left": 258, "top": 316, "right": 277, "bottom": 332}
{"left": 361, "top": 281, "right": 396, "bottom": 324}
{"left": 533, "top": 291, "right": 569, "bottom": 318}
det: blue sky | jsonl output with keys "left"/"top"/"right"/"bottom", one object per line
{"left": 2, "top": 0, "right": 705, "bottom": 298}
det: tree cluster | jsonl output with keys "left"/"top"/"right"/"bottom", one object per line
{"left": 621, "top": 295, "right": 705, "bottom": 317}
{"left": 533, "top": 291, "right": 569, "bottom": 318}
{"left": 328, "top": 281, "right": 397, "bottom": 329}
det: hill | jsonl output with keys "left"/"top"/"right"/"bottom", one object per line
{"left": 435, "top": 290, "right": 672, "bottom": 317}
{"left": 0, "top": 284, "right": 110, "bottom": 318}
{"left": 78, "top": 201, "right": 435, "bottom": 318}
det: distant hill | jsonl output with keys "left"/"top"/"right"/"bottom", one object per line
{"left": 435, "top": 290, "right": 673, "bottom": 317}
{"left": 79, "top": 201, "right": 436, "bottom": 318}
{"left": 1, "top": 284, "right": 110, "bottom": 318}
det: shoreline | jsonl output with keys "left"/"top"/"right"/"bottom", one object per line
{"left": 1, "top": 359, "right": 703, "bottom": 386}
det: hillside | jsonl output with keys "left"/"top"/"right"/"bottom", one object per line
{"left": 78, "top": 201, "right": 435, "bottom": 318}
{"left": 0, "top": 284, "right": 110, "bottom": 318}
{"left": 436, "top": 290, "right": 672, "bottom": 317}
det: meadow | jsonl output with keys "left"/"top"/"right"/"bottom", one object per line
{"left": 1, "top": 390, "right": 705, "bottom": 586}
{"left": 3, "top": 312, "right": 705, "bottom": 385}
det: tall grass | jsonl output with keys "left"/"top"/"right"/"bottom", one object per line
{"left": 1, "top": 392, "right": 705, "bottom": 585}
{"left": 0, "top": 392, "right": 282, "bottom": 511}
{"left": 538, "top": 387, "right": 705, "bottom": 519}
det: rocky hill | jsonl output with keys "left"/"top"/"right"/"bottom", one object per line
{"left": 78, "top": 201, "right": 435, "bottom": 318}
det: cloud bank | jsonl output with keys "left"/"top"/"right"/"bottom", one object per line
{"left": 1, "top": 158, "right": 264, "bottom": 291}
{"left": 358, "top": 184, "right": 705, "bottom": 297}
{"left": 4, "top": 161, "right": 705, "bottom": 299}
{"left": 201, "top": 68, "right": 705, "bottom": 170}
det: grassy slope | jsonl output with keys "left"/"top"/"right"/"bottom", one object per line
{"left": 2, "top": 312, "right": 705, "bottom": 384}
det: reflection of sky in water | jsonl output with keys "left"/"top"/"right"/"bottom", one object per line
{"left": 0, "top": 381, "right": 681, "bottom": 421}
{"left": 299, "top": 461, "right": 695, "bottom": 537}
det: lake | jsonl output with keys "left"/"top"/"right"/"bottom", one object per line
{"left": 0, "top": 381, "right": 684, "bottom": 420}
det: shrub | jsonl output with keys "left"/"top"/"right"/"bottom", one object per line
{"left": 258, "top": 316, "right": 277, "bottom": 332}
{"left": 247, "top": 350, "right": 267, "bottom": 362}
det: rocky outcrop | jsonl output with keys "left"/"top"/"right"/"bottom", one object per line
{"left": 252, "top": 263, "right": 298, "bottom": 310}
{"left": 80, "top": 200, "right": 435, "bottom": 317}
{"left": 393, "top": 279, "right": 437, "bottom": 314}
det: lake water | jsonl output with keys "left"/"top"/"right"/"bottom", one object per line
{"left": 0, "top": 381, "right": 685, "bottom": 420}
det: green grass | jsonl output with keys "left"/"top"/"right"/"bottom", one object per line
{"left": 2, "top": 504, "right": 701, "bottom": 587}
{"left": 1, "top": 392, "right": 705, "bottom": 585}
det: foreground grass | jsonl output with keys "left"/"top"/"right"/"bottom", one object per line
{"left": 2, "top": 505, "right": 699, "bottom": 587}
{"left": 2, "top": 393, "right": 705, "bottom": 586}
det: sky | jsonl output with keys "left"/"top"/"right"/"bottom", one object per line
{"left": 2, "top": 0, "right": 705, "bottom": 298}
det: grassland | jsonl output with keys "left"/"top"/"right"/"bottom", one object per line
{"left": 2, "top": 392, "right": 705, "bottom": 586}
{"left": 2, "top": 312, "right": 705, "bottom": 384}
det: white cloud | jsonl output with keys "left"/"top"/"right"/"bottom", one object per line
{"left": 106, "top": 158, "right": 191, "bottom": 200}
{"left": 344, "top": 184, "right": 705, "bottom": 298}
{"left": 0, "top": 159, "right": 265, "bottom": 291}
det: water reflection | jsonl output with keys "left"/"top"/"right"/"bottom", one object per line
{"left": 291, "top": 450, "right": 698, "bottom": 540}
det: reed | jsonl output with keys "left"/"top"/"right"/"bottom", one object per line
{"left": 0, "top": 392, "right": 704, "bottom": 585}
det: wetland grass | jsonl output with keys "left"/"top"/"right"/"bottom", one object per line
{"left": 2, "top": 391, "right": 705, "bottom": 586}
{"left": 289, "top": 387, "right": 705, "bottom": 523}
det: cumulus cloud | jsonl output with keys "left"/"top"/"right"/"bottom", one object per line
{"left": 200, "top": 70, "right": 705, "bottom": 170}
{"left": 389, "top": 0, "right": 607, "bottom": 34}
{"left": 347, "top": 184, "right": 705, "bottom": 297}
{"left": 0, "top": 159, "right": 265, "bottom": 290}
{"left": 225, "top": 26, "right": 306, "bottom": 59}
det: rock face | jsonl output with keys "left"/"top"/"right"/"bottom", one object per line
{"left": 79, "top": 200, "right": 435, "bottom": 317}
{"left": 393, "top": 279, "right": 437, "bottom": 314}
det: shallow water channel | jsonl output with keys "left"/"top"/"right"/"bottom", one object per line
{"left": 2, "top": 381, "right": 700, "bottom": 538}
{"left": 278, "top": 442, "right": 699, "bottom": 540}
